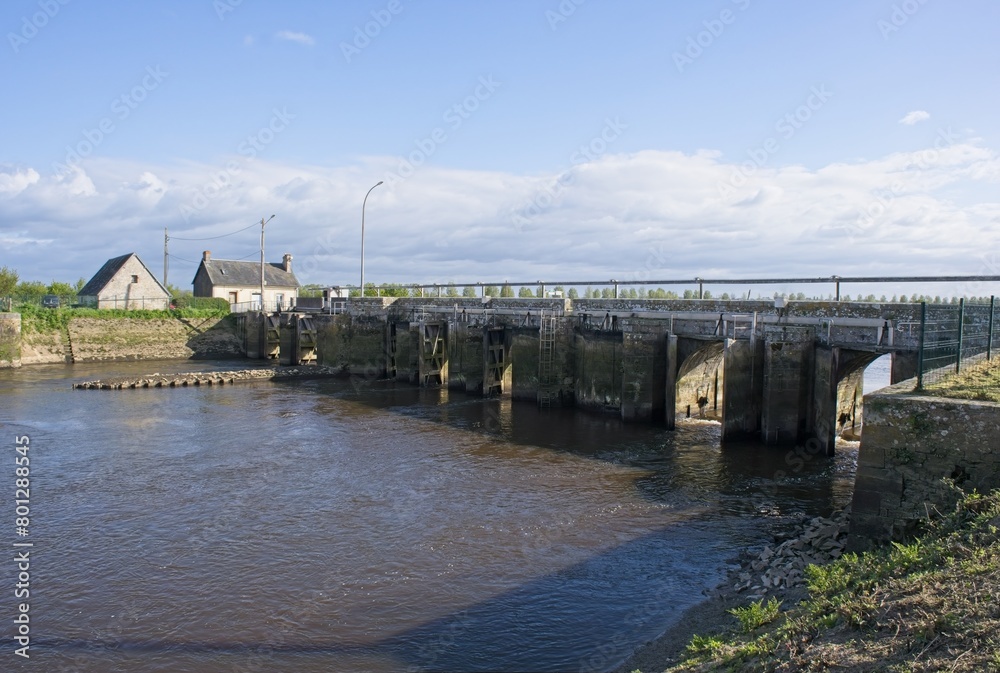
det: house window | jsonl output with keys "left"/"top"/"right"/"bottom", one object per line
{"left": 131, "top": 275, "right": 139, "bottom": 283}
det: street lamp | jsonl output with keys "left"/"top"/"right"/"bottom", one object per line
{"left": 260, "top": 214, "right": 275, "bottom": 311}
{"left": 360, "top": 180, "right": 384, "bottom": 298}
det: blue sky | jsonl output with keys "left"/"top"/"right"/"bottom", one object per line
{"left": 2, "top": 0, "right": 1000, "bottom": 298}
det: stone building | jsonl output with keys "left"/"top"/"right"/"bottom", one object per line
{"left": 192, "top": 250, "right": 299, "bottom": 310}
{"left": 78, "top": 253, "right": 171, "bottom": 310}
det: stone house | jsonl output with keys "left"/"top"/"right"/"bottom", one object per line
{"left": 78, "top": 253, "right": 171, "bottom": 310}
{"left": 192, "top": 250, "right": 299, "bottom": 310}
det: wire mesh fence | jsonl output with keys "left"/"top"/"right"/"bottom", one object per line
{"left": 918, "top": 297, "right": 998, "bottom": 388}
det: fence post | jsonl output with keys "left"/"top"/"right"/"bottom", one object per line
{"left": 955, "top": 298, "right": 965, "bottom": 374}
{"left": 989, "top": 296, "right": 996, "bottom": 362}
{"left": 917, "top": 301, "right": 926, "bottom": 390}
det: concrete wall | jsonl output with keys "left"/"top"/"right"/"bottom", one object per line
{"left": 574, "top": 329, "right": 622, "bottom": 414}
{"left": 0, "top": 313, "right": 21, "bottom": 368}
{"left": 314, "top": 314, "right": 386, "bottom": 379}
{"left": 848, "top": 384, "right": 1000, "bottom": 550}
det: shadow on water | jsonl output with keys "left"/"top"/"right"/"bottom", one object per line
{"left": 288, "top": 377, "right": 852, "bottom": 518}
{"left": 22, "top": 523, "right": 730, "bottom": 673}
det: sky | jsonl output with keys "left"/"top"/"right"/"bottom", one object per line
{"left": 2, "top": 0, "right": 1000, "bottom": 299}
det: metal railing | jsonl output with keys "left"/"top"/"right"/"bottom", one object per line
{"left": 918, "top": 297, "right": 998, "bottom": 388}
{"left": 230, "top": 300, "right": 346, "bottom": 314}
{"left": 3, "top": 295, "right": 171, "bottom": 310}
{"left": 345, "top": 273, "right": 1000, "bottom": 299}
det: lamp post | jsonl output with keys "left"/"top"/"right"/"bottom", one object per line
{"left": 260, "top": 214, "right": 275, "bottom": 311}
{"left": 360, "top": 180, "right": 384, "bottom": 298}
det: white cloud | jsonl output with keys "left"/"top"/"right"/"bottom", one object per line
{"left": 275, "top": 30, "right": 315, "bottom": 46}
{"left": 0, "top": 167, "right": 39, "bottom": 196}
{"left": 1, "top": 143, "right": 999, "bottom": 293}
{"left": 899, "top": 110, "right": 931, "bottom": 125}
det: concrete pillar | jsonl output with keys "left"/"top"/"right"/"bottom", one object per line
{"left": 385, "top": 322, "right": 399, "bottom": 380}
{"left": 244, "top": 313, "right": 262, "bottom": 360}
{"left": 811, "top": 345, "right": 838, "bottom": 456}
{"left": 278, "top": 314, "right": 295, "bottom": 366}
{"left": 760, "top": 326, "right": 815, "bottom": 446}
{"left": 0, "top": 313, "right": 21, "bottom": 368}
{"left": 890, "top": 350, "right": 919, "bottom": 384}
{"left": 722, "top": 337, "right": 763, "bottom": 442}
{"left": 664, "top": 334, "right": 678, "bottom": 430}
{"left": 620, "top": 326, "right": 660, "bottom": 422}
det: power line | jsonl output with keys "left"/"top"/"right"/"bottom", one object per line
{"left": 170, "top": 221, "right": 260, "bottom": 241}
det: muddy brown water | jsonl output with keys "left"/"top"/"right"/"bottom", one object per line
{"left": 0, "top": 360, "right": 862, "bottom": 672}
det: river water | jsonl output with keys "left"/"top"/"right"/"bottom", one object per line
{"left": 0, "top": 360, "right": 862, "bottom": 672}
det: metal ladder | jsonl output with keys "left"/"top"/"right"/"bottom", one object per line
{"left": 538, "top": 311, "right": 556, "bottom": 408}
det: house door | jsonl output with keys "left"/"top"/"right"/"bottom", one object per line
{"left": 275, "top": 293, "right": 284, "bottom": 310}
{"left": 228, "top": 291, "right": 238, "bottom": 304}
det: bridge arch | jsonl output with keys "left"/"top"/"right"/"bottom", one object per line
{"left": 833, "top": 350, "right": 887, "bottom": 440}
{"left": 674, "top": 339, "right": 725, "bottom": 421}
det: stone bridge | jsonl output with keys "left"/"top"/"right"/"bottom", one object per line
{"left": 281, "top": 297, "right": 932, "bottom": 454}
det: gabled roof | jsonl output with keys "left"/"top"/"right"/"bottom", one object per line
{"left": 195, "top": 259, "right": 300, "bottom": 288}
{"left": 79, "top": 253, "right": 170, "bottom": 297}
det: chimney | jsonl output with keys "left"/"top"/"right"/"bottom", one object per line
{"left": 282, "top": 253, "right": 292, "bottom": 273}
{"left": 203, "top": 250, "right": 211, "bottom": 262}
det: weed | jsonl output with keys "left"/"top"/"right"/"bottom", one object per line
{"left": 729, "top": 597, "right": 782, "bottom": 633}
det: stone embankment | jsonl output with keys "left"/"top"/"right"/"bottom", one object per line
{"left": 73, "top": 366, "right": 339, "bottom": 390}
{"left": 726, "top": 508, "right": 850, "bottom": 600}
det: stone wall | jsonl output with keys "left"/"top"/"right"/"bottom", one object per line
{"left": 5, "top": 314, "right": 242, "bottom": 365}
{"left": 67, "top": 316, "right": 242, "bottom": 361}
{"left": 848, "top": 383, "right": 1000, "bottom": 550}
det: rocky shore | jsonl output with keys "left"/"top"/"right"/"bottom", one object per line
{"left": 616, "top": 508, "right": 850, "bottom": 672}
{"left": 72, "top": 365, "right": 340, "bottom": 389}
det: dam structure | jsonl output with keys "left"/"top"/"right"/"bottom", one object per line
{"left": 244, "top": 296, "right": 936, "bottom": 455}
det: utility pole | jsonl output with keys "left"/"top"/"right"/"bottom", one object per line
{"left": 163, "top": 227, "right": 169, "bottom": 288}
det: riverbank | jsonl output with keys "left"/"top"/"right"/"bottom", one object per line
{"left": 618, "top": 489, "right": 1000, "bottom": 673}
{"left": 615, "top": 509, "right": 850, "bottom": 672}
{"left": 17, "top": 313, "right": 243, "bottom": 364}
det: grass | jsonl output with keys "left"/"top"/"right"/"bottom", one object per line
{"left": 666, "top": 488, "right": 1000, "bottom": 672}
{"left": 923, "top": 359, "right": 1000, "bottom": 402}
{"left": 16, "top": 304, "right": 229, "bottom": 334}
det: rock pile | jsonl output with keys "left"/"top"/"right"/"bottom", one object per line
{"left": 731, "top": 508, "right": 851, "bottom": 599}
{"left": 73, "top": 366, "right": 340, "bottom": 390}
